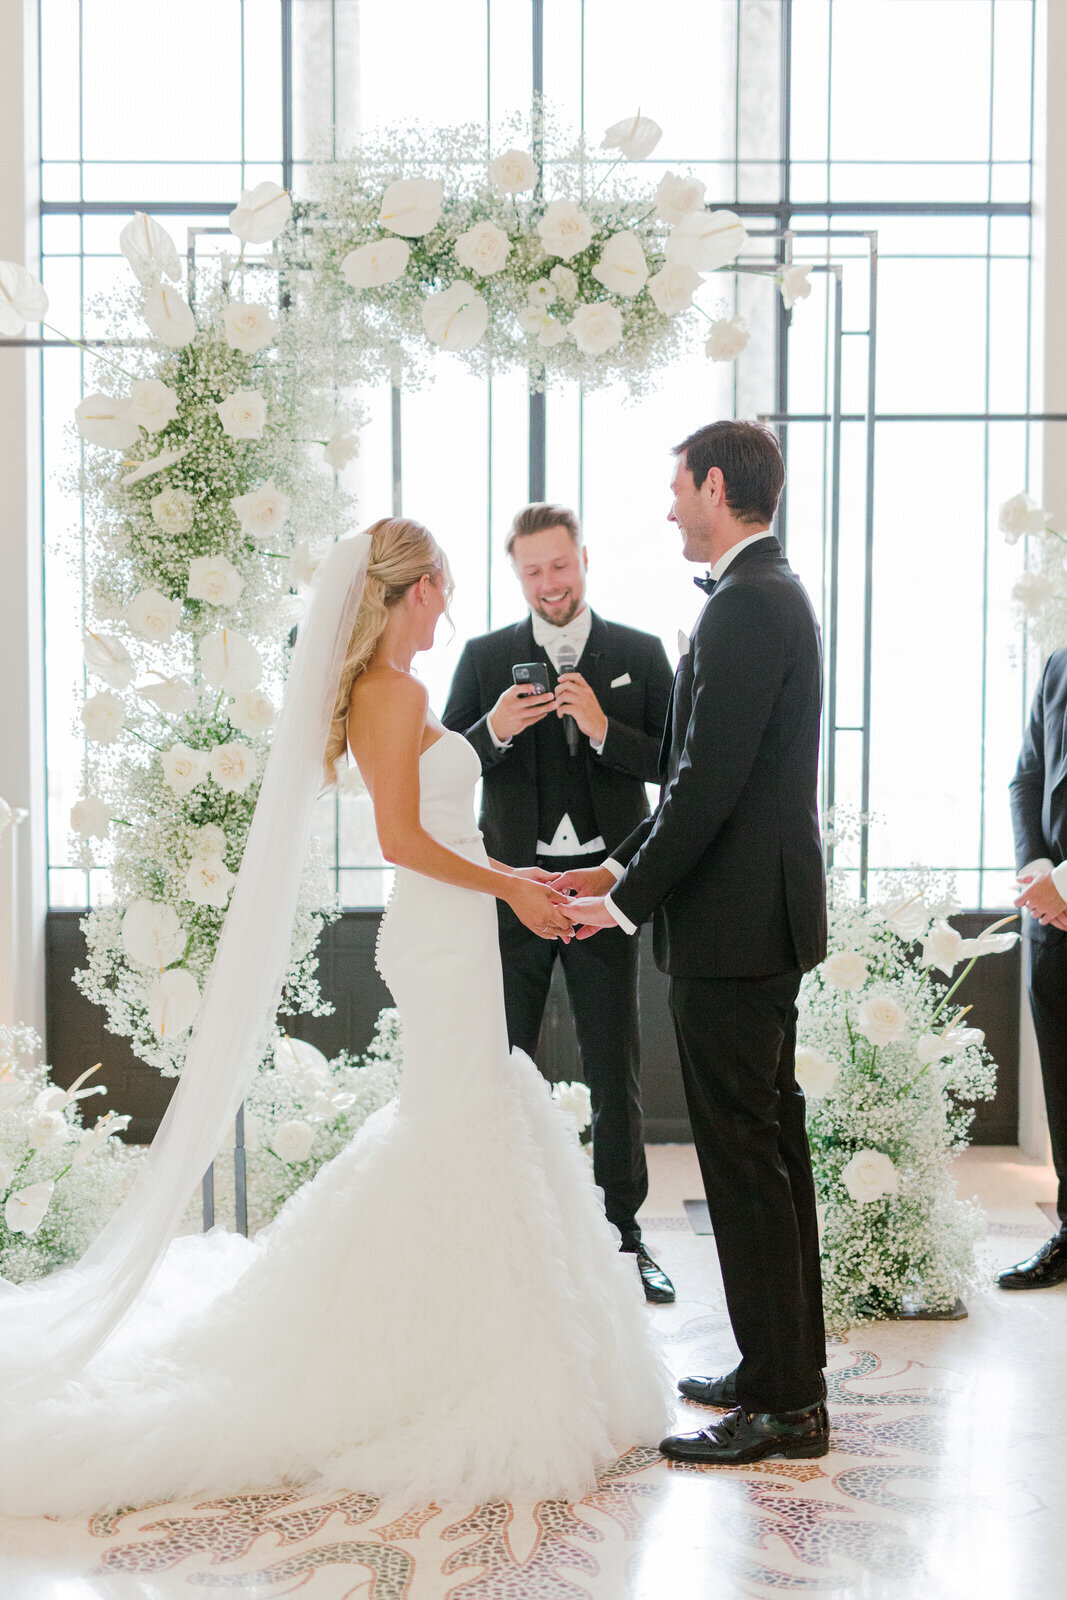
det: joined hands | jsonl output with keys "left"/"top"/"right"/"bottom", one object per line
{"left": 1014, "top": 871, "right": 1067, "bottom": 930}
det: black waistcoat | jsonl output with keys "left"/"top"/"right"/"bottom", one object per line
{"left": 531, "top": 656, "right": 600, "bottom": 847}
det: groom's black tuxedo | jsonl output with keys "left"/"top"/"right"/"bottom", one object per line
{"left": 610, "top": 535, "right": 828, "bottom": 1413}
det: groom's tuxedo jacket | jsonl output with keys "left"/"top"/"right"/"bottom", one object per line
{"left": 442, "top": 611, "right": 674, "bottom": 865}
{"left": 1010, "top": 646, "right": 1067, "bottom": 946}
{"left": 610, "top": 536, "right": 827, "bottom": 979}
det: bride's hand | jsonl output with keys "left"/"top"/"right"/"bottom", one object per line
{"left": 506, "top": 877, "right": 573, "bottom": 941}
{"left": 509, "top": 865, "right": 558, "bottom": 884}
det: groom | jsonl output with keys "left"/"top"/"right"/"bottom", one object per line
{"left": 558, "top": 421, "right": 829, "bottom": 1464}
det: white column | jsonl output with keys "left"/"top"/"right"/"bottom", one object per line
{"left": 0, "top": 1, "right": 46, "bottom": 1038}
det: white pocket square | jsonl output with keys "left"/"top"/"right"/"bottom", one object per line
{"left": 677, "top": 629, "right": 690, "bottom": 657}
{"left": 610, "top": 672, "right": 631, "bottom": 688}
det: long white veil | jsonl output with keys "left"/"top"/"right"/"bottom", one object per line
{"left": 0, "top": 533, "right": 372, "bottom": 1399}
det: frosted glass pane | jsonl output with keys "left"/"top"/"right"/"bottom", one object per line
{"left": 40, "top": 0, "right": 81, "bottom": 160}
{"left": 357, "top": 0, "right": 487, "bottom": 131}
{"left": 874, "top": 259, "right": 988, "bottom": 413}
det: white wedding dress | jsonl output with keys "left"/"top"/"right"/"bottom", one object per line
{"left": 0, "top": 729, "right": 671, "bottom": 1518}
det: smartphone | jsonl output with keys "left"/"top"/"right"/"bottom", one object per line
{"left": 512, "top": 661, "right": 551, "bottom": 696}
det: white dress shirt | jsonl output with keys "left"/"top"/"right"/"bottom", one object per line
{"left": 1019, "top": 857, "right": 1067, "bottom": 901}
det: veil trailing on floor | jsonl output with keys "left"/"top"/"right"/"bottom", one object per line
{"left": 0, "top": 534, "right": 373, "bottom": 1400}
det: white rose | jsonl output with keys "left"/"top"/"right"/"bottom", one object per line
{"left": 840, "top": 1149, "right": 899, "bottom": 1205}
{"left": 920, "top": 919, "right": 963, "bottom": 978}
{"left": 0, "top": 258, "right": 49, "bottom": 336}
{"left": 228, "top": 689, "right": 276, "bottom": 735}
{"left": 221, "top": 300, "right": 278, "bottom": 354}
{"left": 489, "top": 149, "right": 538, "bottom": 194}
{"left": 228, "top": 181, "right": 292, "bottom": 244}
{"left": 184, "top": 854, "right": 236, "bottom": 908}
{"left": 591, "top": 231, "right": 648, "bottom": 298}
{"left": 231, "top": 479, "right": 291, "bottom": 541}
{"left": 341, "top": 237, "right": 411, "bottom": 290}
{"left": 125, "top": 588, "right": 182, "bottom": 642}
{"left": 199, "top": 629, "right": 263, "bottom": 693}
{"left": 208, "top": 741, "right": 259, "bottom": 794}
{"left": 122, "top": 378, "right": 179, "bottom": 434}
{"left": 654, "top": 171, "right": 707, "bottom": 226}
{"left": 378, "top": 178, "right": 444, "bottom": 238}
{"left": 527, "top": 278, "right": 556, "bottom": 308}
{"left": 71, "top": 795, "right": 113, "bottom": 840}
{"left": 188, "top": 553, "right": 245, "bottom": 607}
{"left": 323, "top": 432, "right": 360, "bottom": 472}
{"left": 879, "top": 895, "right": 929, "bottom": 942}
{"left": 569, "top": 302, "right": 625, "bottom": 356}
{"left": 421, "top": 283, "right": 489, "bottom": 351}
{"left": 821, "top": 950, "right": 867, "bottom": 990}
{"left": 666, "top": 209, "right": 748, "bottom": 272}
{"left": 517, "top": 306, "right": 567, "bottom": 348}
{"left": 83, "top": 630, "right": 134, "bottom": 690}
{"left": 122, "top": 898, "right": 187, "bottom": 968}
{"left": 549, "top": 265, "right": 579, "bottom": 302}
{"left": 1012, "top": 571, "right": 1054, "bottom": 615}
{"left": 794, "top": 1046, "right": 840, "bottom": 1099}
{"left": 4, "top": 1181, "right": 54, "bottom": 1236}
{"left": 216, "top": 389, "right": 267, "bottom": 440}
{"left": 74, "top": 394, "right": 141, "bottom": 451}
{"left": 856, "top": 993, "right": 908, "bottom": 1048}
{"left": 81, "top": 691, "right": 126, "bottom": 746}
{"left": 551, "top": 1079, "right": 592, "bottom": 1133}
{"left": 119, "top": 212, "right": 181, "bottom": 287}
{"left": 159, "top": 741, "right": 206, "bottom": 797}
{"left": 337, "top": 762, "right": 368, "bottom": 797}
{"left": 286, "top": 539, "right": 329, "bottom": 591}
{"left": 537, "top": 200, "right": 594, "bottom": 261}
{"left": 647, "top": 262, "right": 702, "bottom": 316}
{"left": 122, "top": 445, "right": 188, "bottom": 485}
{"left": 600, "top": 111, "right": 663, "bottom": 161}
{"left": 779, "top": 264, "right": 812, "bottom": 309}
{"left": 151, "top": 486, "right": 196, "bottom": 535}
{"left": 30, "top": 1110, "right": 73, "bottom": 1152}
{"left": 137, "top": 675, "right": 196, "bottom": 715}
{"left": 705, "top": 315, "right": 750, "bottom": 362}
{"left": 190, "top": 823, "right": 227, "bottom": 861}
{"left": 147, "top": 968, "right": 200, "bottom": 1039}
{"left": 455, "top": 220, "right": 512, "bottom": 277}
{"left": 273, "top": 592, "right": 306, "bottom": 630}
{"left": 270, "top": 1119, "right": 316, "bottom": 1163}
{"left": 998, "top": 491, "right": 1048, "bottom": 543}
{"left": 143, "top": 283, "right": 198, "bottom": 347}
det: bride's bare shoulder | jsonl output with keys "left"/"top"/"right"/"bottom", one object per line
{"left": 348, "top": 665, "right": 428, "bottom": 726}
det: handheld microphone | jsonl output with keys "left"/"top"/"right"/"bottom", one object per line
{"left": 557, "top": 642, "right": 580, "bottom": 757}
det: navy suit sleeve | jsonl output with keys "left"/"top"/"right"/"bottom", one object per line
{"left": 1010, "top": 656, "right": 1052, "bottom": 869}
{"left": 441, "top": 641, "right": 510, "bottom": 772}
{"left": 596, "top": 636, "right": 675, "bottom": 784}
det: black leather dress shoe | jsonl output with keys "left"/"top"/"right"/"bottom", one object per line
{"left": 634, "top": 1246, "right": 675, "bottom": 1303}
{"left": 678, "top": 1368, "right": 827, "bottom": 1408}
{"left": 997, "top": 1231, "right": 1067, "bottom": 1289}
{"left": 660, "top": 1402, "right": 830, "bottom": 1465}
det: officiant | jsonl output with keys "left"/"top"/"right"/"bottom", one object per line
{"left": 443, "top": 503, "right": 676, "bottom": 1303}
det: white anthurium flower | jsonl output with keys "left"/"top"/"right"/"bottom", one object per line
{"left": 1012, "top": 571, "right": 1054, "bottom": 615}
{"left": 199, "top": 628, "right": 263, "bottom": 693}
{"left": 143, "top": 283, "right": 198, "bottom": 348}
{"left": 705, "top": 315, "right": 750, "bottom": 362}
{"left": 190, "top": 823, "right": 227, "bottom": 861}
{"left": 184, "top": 853, "right": 236, "bottom": 908}
{"left": 74, "top": 394, "right": 142, "bottom": 451}
{"left": 5, "top": 1180, "right": 55, "bottom": 1236}
{"left": 455, "top": 219, "right": 512, "bottom": 277}
{"left": 527, "top": 278, "right": 556, "bottom": 308}
{"left": 821, "top": 950, "right": 868, "bottom": 990}
{"left": 537, "top": 199, "right": 594, "bottom": 261}
{"left": 378, "top": 177, "right": 444, "bottom": 238}
{"left": 30, "top": 1110, "right": 74, "bottom": 1153}
{"left": 591, "top": 231, "right": 648, "bottom": 298}
{"left": 489, "top": 148, "right": 539, "bottom": 194}
{"left": 958, "top": 915, "right": 1020, "bottom": 960}
{"left": 119, "top": 212, "right": 181, "bottom": 286}
{"left": 38, "top": 1061, "right": 105, "bottom": 1115}
{"left": 600, "top": 110, "right": 663, "bottom": 161}
{"left": 231, "top": 479, "right": 291, "bottom": 541}
{"left": 551, "top": 1079, "right": 592, "bottom": 1133}
{"left": 208, "top": 741, "right": 259, "bottom": 795}
{"left": 70, "top": 795, "right": 113, "bottom": 840}
{"left": 72, "top": 1110, "right": 131, "bottom": 1164}
{"left": 779, "top": 264, "right": 813, "bottom": 309}
{"left": 323, "top": 432, "right": 359, "bottom": 472}
{"left": 569, "top": 301, "right": 625, "bottom": 356}
{"left": 33, "top": 1086, "right": 65, "bottom": 1113}
{"left": 0, "top": 259, "right": 49, "bottom": 336}
{"left": 121, "top": 445, "right": 188, "bottom": 485}
{"left": 665, "top": 209, "right": 748, "bottom": 272}
{"left": 840, "top": 1149, "right": 899, "bottom": 1204}
{"left": 151, "top": 485, "right": 196, "bottom": 535}
{"left": 122, "top": 378, "right": 179, "bottom": 434}
{"left": 341, "top": 236, "right": 412, "bottom": 291}
{"left": 159, "top": 742, "right": 207, "bottom": 797}
{"left": 126, "top": 588, "right": 182, "bottom": 643}
{"left": 879, "top": 894, "right": 930, "bottom": 942}
{"left": 121, "top": 898, "right": 186, "bottom": 968}
{"left": 286, "top": 539, "right": 328, "bottom": 591}
{"left": 187, "top": 553, "right": 245, "bottom": 607}
{"left": 794, "top": 1046, "right": 840, "bottom": 1099}
{"left": 549, "top": 265, "right": 579, "bottom": 302}
{"left": 216, "top": 388, "right": 267, "bottom": 440}
{"left": 83, "top": 630, "right": 134, "bottom": 691}
{"left": 80, "top": 691, "right": 126, "bottom": 746}
{"left": 228, "top": 688, "right": 276, "bottom": 735}
{"left": 273, "top": 1034, "right": 331, "bottom": 1079}
{"left": 228, "top": 181, "right": 292, "bottom": 244}
{"left": 998, "top": 491, "right": 1049, "bottom": 543}
{"left": 221, "top": 300, "right": 278, "bottom": 354}
{"left": 137, "top": 674, "right": 196, "bottom": 716}
{"left": 856, "top": 993, "right": 908, "bottom": 1048}
{"left": 647, "top": 262, "right": 702, "bottom": 316}
{"left": 422, "top": 283, "right": 489, "bottom": 352}
{"left": 269, "top": 1119, "right": 316, "bottom": 1163}
{"left": 654, "top": 171, "right": 707, "bottom": 226}
{"left": 920, "top": 919, "right": 964, "bottom": 978}
{"left": 146, "top": 968, "right": 200, "bottom": 1040}
{"left": 310, "top": 1083, "right": 357, "bottom": 1119}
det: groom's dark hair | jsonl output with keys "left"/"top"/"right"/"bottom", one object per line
{"left": 674, "top": 420, "right": 784, "bottom": 525}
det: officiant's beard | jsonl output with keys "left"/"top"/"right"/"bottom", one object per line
{"left": 532, "top": 591, "right": 584, "bottom": 627}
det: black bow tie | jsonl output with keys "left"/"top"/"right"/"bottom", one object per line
{"left": 693, "top": 574, "right": 717, "bottom": 595}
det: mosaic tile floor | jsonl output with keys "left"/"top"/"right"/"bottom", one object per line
{"left": 1, "top": 1145, "right": 1064, "bottom": 1600}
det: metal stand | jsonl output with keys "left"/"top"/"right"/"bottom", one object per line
{"left": 200, "top": 1101, "right": 249, "bottom": 1237}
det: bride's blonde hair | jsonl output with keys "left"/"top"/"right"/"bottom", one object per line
{"left": 323, "top": 517, "right": 449, "bottom": 785}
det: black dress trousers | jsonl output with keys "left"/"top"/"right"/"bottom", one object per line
{"left": 1028, "top": 935, "right": 1067, "bottom": 1224}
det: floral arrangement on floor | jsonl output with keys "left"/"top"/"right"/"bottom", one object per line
{"left": 999, "top": 488, "right": 1067, "bottom": 659}
{"left": 797, "top": 831, "right": 1018, "bottom": 1331}
{"left": 0, "top": 1024, "right": 142, "bottom": 1283}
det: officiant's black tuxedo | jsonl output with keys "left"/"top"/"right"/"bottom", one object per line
{"left": 1010, "top": 647, "right": 1067, "bottom": 1223}
{"left": 443, "top": 611, "right": 673, "bottom": 1248}
{"left": 611, "top": 535, "right": 828, "bottom": 1412}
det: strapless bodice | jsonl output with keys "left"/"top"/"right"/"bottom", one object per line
{"left": 416, "top": 728, "right": 483, "bottom": 846}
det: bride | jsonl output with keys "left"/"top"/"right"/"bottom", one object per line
{"left": 0, "top": 518, "right": 671, "bottom": 1518}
